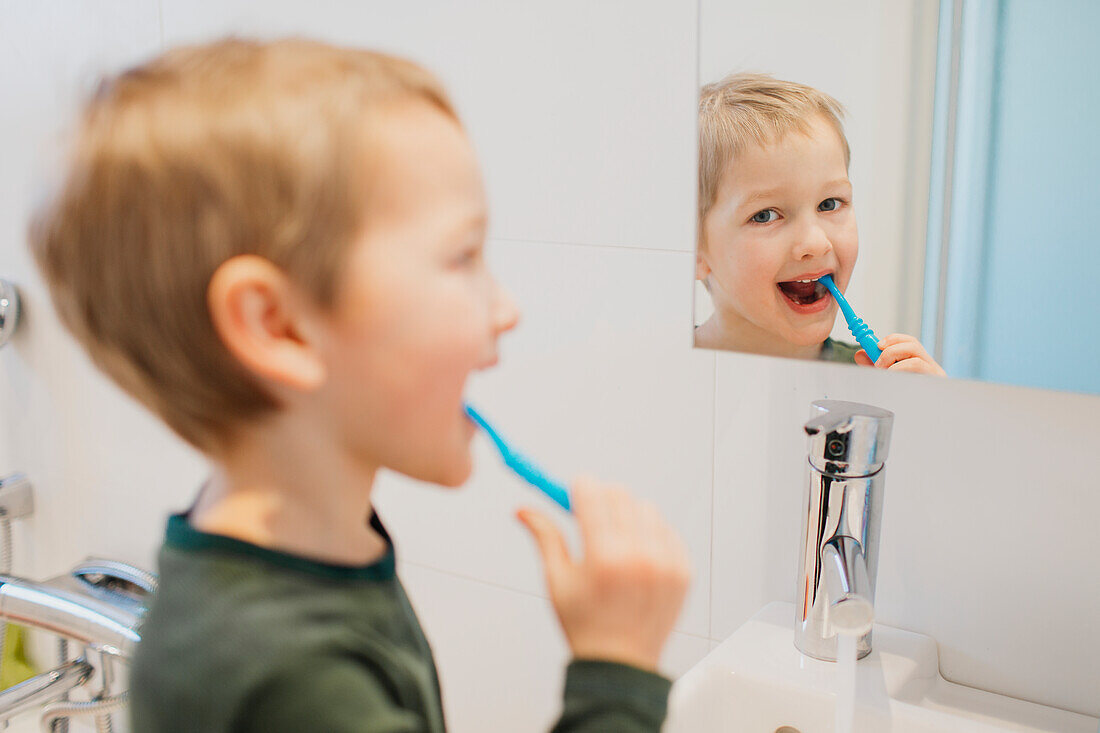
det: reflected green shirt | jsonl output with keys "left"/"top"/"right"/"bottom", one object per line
{"left": 131, "top": 512, "right": 671, "bottom": 732}
{"left": 820, "top": 337, "right": 861, "bottom": 363}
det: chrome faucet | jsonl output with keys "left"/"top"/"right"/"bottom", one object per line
{"left": 795, "top": 399, "right": 893, "bottom": 661}
{"left": 0, "top": 476, "right": 154, "bottom": 729}
{"left": 0, "top": 558, "right": 155, "bottom": 730}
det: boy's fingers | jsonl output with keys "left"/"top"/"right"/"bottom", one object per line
{"left": 854, "top": 349, "right": 874, "bottom": 367}
{"left": 877, "top": 340, "right": 941, "bottom": 370}
{"left": 570, "top": 477, "right": 615, "bottom": 555}
{"left": 517, "top": 507, "right": 572, "bottom": 586}
{"left": 887, "top": 356, "right": 942, "bottom": 375}
{"left": 875, "top": 342, "right": 924, "bottom": 368}
{"left": 883, "top": 357, "right": 926, "bottom": 374}
{"left": 876, "top": 333, "right": 914, "bottom": 349}
{"left": 638, "top": 500, "right": 675, "bottom": 562}
{"left": 607, "top": 485, "right": 635, "bottom": 539}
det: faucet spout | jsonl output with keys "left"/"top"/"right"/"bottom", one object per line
{"left": 795, "top": 400, "right": 893, "bottom": 661}
{"left": 821, "top": 536, "right": 874, "bottom": 637}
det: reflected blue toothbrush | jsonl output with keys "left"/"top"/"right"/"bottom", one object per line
{"left": 818, "top": 274, "right": 882, "bottom": 363}
{"left": 464, "top": 404, "right": 571, "bottom": 512}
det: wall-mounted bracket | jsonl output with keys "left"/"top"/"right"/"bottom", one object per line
{"left": 0, "top": 279, "right": 21, "bottom": 349}
{"left": 0, "top": 474, "right": 34, "bottom": 519}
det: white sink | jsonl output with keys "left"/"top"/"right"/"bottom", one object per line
{"left": 667, "top": 602, "right": 1098, "bottom": 733}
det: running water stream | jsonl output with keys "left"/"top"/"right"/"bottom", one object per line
{"left": 835, "top": 633, "right": 858, "bottom": 733}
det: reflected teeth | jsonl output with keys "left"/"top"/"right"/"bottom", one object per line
{"left": 797, "top": 279, "right": 814, "bottom": 283}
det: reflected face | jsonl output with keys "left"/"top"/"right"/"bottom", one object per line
{"left": 699, "top": 115, "right": 858, "bottom": 349}
{"left": 319, "top": 101, "right": 519, "bottom": 487}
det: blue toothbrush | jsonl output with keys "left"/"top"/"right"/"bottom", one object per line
{"left": 464, "top": 404, "right": 571, "bottom": 512}
{"left": 818, "top": 274, "right": 882, "bottom": 363}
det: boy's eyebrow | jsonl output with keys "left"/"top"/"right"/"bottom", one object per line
{"left": 739, "top": 189, "right": 784, "bottom": 207}
{"left": 738, "top": 179, "right": 852, "bottom": 209}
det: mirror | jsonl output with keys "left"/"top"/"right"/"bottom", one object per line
{"left": 694, "top": 0, "right": 1100, "bottom": 395}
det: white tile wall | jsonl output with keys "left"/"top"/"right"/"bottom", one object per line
{"left": 0, "top": 1, "right": 1097, "bottom": 730}
{"left": 0, "top": 1, "right": 197, "bottom": 581}
{"left": 160, "top": 0, "right": 699, "bottom": 252}
{"left": 400, "top": 561, "right": 710, "bottom": 733}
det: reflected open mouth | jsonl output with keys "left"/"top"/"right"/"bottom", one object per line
{"left": 777, "top": 279, "right": 829, "bottom": 306}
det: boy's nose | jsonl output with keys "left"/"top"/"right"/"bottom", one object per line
{"left": 792, "top": 224, "right": 832, "bottom": 260}
{"left": 493, "top": 285, "right": 521, "bottom": 334}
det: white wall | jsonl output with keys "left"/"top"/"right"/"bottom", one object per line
{"left": 0, "top": 2, "right": 1097, "bottom": 732}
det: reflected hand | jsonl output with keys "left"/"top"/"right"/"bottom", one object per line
{"left": 855, "top": 333, "right": 946, "bottom": 376}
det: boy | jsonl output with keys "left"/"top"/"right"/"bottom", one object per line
{"left": 30, "top": 39, "right": 690, "bottom": 731}
{"left": 695, "top": 73, "right": 944, "bottom": 375}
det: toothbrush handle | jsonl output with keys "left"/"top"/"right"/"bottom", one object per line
{"left": 464, "top": 404, "right": 572, "bottom": 512}
{"left": 819, "top": 276, "right": 882, "bottom": 363}
{"left": 507, "top": 454, "right": 572, "bottom": 511}
{"left": 851, "top": 321, "right": 882, "bottom": 363}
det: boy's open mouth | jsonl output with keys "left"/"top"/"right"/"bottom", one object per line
{"left": 777, "top": 279, "right": 829, "bottom": 306}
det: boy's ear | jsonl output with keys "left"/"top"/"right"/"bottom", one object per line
{"left": 207, "top": 255, "right": 327, "bottom": 393}
{"left": 695, "top": 249, "right": 713, "bottom": 281}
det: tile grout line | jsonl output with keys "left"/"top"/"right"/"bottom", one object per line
{"left": 491, "top": 236, "right": 690, "bottom": 256}
{"left": 697, "top": 0, "right": 717, "bottom": 646}
{"left": 707, "top": 352, "right": 717, "bottom": 642}
{"left": 400, "top": 558, "right": 714, "bottom": 642}
{"left": 400, "top": 558, "right": 551, "bottom": 602}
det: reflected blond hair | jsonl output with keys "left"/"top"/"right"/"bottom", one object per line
{"left": 29, "top": 38, "right": 455, "bottom": 453}
{"left": 698, "top": 73, "right": 849, "bottom": 243}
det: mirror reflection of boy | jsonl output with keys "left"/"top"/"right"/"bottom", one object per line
{"left": 695, "top": 73, "right": 944, "bottom": 375}
{"left": 30, "top": 39, "right": 691, "bottom": 732}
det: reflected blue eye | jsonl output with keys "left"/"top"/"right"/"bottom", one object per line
{"left": 819, "top": 198, "right": 842, "bottom": 212}
{"left": 751, "top": 209, "right": 778, "bottom": 224}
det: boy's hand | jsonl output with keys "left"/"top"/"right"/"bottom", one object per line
{"left": 855, "top": 333, "right": 946, "bottom": 376}
{"left": 517, "top": 478, "right": 691, "bottom": 672}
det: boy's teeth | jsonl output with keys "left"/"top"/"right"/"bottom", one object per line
{"left": 777, "top": 278, "right": 830, "bottom": 305}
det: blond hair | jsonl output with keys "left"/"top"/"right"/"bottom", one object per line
{"left": 698, "top": 73, "right": 849, "bottom": 238}
{"left": 29, "top": 38, "right": 456, "bottom": 453}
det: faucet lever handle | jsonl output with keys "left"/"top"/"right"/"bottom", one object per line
{"left": 805, "top": 400, "right": 895, "bottom": 474}
{"left": 804, "top": 409, "right": 854, "bottom": 436}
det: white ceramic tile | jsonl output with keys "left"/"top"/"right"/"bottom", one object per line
{"left": 0, "top": 2, "right": 201, "bottom": 587}
{"left": 707, "top": 351, "right": 804, "bottom": 641}
{"left": 159, "top": 0, "right": 698, "bottom": 251}
{"left": 400, "top": 562, "right": 711, "bottom": 733}
{"left": 708, "top": 351, "right": 1100, "bottom": 716}
{"left": 399, "top": 562, "right": 565, "bottom": 733}
{"left": 375, "top": 239, "right": 714, "bottom": 637}
{"left": 851, "top": 377, "right": 1100, "bottom": 718}
{"left": 0, "top": 2, "right": 163, "bottom": 245}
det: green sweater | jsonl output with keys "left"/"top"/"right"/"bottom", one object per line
{"left": 820, "top": 337, "right": 861, "bottom": 363}
{"left": 130, "top": 512, "right": 672, "bottom": 732}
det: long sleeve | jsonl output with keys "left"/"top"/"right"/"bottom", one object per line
{"left": 551, "top": 660, "right": 672, "bottom": 733}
